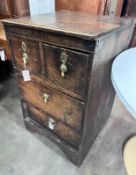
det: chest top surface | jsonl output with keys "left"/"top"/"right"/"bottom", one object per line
{"left": 2, "top": 10, "right": 134, "bottom": 40}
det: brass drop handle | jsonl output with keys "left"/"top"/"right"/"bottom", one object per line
{"left": 22, "top": 42, "right": 28, "bottom": 66}
{"left": 60, "top": 52, "right": 68, "bottom": 78}
{"left": 42, "top": 93, "right": 49, "bottom": 103}
{"left": 60, "top": 64, "right": 67, "bottom": 77}
{"left": 23, "top": 52, "right": 28, "bottom": 65}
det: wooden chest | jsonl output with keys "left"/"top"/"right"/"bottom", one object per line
{"left": 2, "top": 11, "right": 135, "bottom": 165}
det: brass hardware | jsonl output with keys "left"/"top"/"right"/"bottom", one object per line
{"left": 22, "top": 42, "right": 27, "bottom": 52}
{"left": 60, "top": 64, "right": 67, "bottom": 77}
{"left": 23, "top": 57, "right": 27, "bottom": 65}
{"left": 23, "top": 52, "right": 28, "bottom": 59}
{"left": 23, "top": 52, "right": 28, "bottom": 65}
{"left": 60, "top": 52, "right": 68, "bottom": 77}
{"left": 48, "top": 117, "right": 56, "bottom": 130}
{"left": 42, "top": 93, "right": 49, "bottom": 103}
{"left": 22, "top": 42, "right": 28, "bottom": 66}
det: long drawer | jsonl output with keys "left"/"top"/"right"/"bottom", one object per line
{"left": 27, "top": 104, "right": 80, "bottom": 148}
{"left": 18, "top": 80, "right": 84, "bottom": 132}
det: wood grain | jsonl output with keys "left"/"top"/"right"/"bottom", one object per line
{"left": 3, "top": 10, "right": 135, "bottom": 165}
{"left": 10, "top": 0, "right": 30, "bottom": 18}
{"left": 28, "top": 104, "right": 80, "bottom": 148}
{"left": 8, "top": 35, "right": 42, "bottom": 75}
{"left": 56, "top": 0, "right": 100, "bottom": 15}
{"left": 43, "top": 44, "right": 89, "bottom": 98}
{"left": 2, "top": 10, "right": 131, "bottom": 40}
{"left": 18, "top": 80, "right": 84, "bottom": 131}
{"left": 0, "top": 0, "right": 12, "bottom": 18}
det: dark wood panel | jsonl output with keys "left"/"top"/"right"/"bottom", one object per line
{"left": 3, "top": 11, "right": 135, "bottom": 165}
{"left": 10, "top": 0, "right": 30, "bottom": 18}
{"left": 5, "top": 26, "right": 95, "bottom": 53}
{"left": 79, "top": 21, "right": 135, "bottom": 162}
{"left": 2, "top": 11, "right": 130, "bottom": 40}
{"left": 28, "top": 104, "right": 80, "bottom": 148}
{"left": 0, "top": 0, "right": 30, "bottom": 18}
{"left": 18, "top": 80, "right": 84, "bottom": 131}
{"left": 8, "top": 35, "right": 43, "bottom": 75}
{"left": 0, "top": 0, "right": 12, "bottom": 18}
{"left": 43, "top": 44, "right": 90, "bottom": 98}
{"left": 21, "top": 100, "right": 80, "bottom": 165}
{"left": 125, "top": 0, "right": 136, "bottom": 16}
{"left": 14, "top": 66, "right": 84, "bottom": 100}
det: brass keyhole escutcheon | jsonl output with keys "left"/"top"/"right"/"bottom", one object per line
{"left": 60, "top": 52, "right": 68, "bottom": 78}
{"left": 42, "top": 93, "right": 49, "bottom": 103}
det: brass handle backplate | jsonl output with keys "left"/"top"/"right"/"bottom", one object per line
{"left": 22, "top": 42, "right": 28, "bottom": 66}
{"left": 42, "top": 93, "right": 49, "bottom": 103}
{"left": 60, "top": 52, "right": 68, "bottom": 77}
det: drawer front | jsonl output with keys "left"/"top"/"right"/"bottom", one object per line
{"left": 28, "top": 104, "right": 80, "bottom": 148}
{"left": 43, "top": 44, "right": 89, "bottom": 99}
{"left": 8, "top": 35, "right": 43, "bottom": 75}
{"left": 18, "top": 80, "right": 84, "bottom": 131}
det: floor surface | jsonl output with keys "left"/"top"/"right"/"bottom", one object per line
{"left": 0, "top": 76, "right": 136, "bottom": 175}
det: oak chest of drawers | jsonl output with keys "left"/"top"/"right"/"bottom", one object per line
{"left": 2, "top": 11, "right": 135, "bottom": 165}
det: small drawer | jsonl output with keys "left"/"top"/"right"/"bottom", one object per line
{"left": 8, "top": 35, "right": 43, "bottom": 75}
{"left": 28, "top": 104, "right": 80, "bottom": 148}
{"left": 18, "top": 80, "right": 84, "bottom": 131}
{"left": 43, "top": 44, "right": 90, "bottom": 99}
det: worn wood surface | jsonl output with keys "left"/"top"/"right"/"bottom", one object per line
{"left": 5, "top": 27, "right": 95, "bottom": 52}
{"left": 79, "top": 23, "right": 135, "bottom": 162}
{"left": 18, "top": 80, "right": 84, "bottom": 132}
{"left": 8, "top": 35, "right": 42, "bottom": 74}
{"left": 28, "top": 104, "right": 80, "bottom": 148}
{"left": 3, "top": 10, "right": 135, "bottom": 165}
{"left": 21, "top": 100, "right": 80, "bottom": 160}
{"left": 2, "top": 10, "right": 134, "bottom": 40}
{"left": 43, "top": 44, "right": 89, "bottom": 98}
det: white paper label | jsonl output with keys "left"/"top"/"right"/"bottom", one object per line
{"left": 0, "top": 50, "right": 6, "bottom": 61}
{"left": 22, "top": 70, "right": 31, "bottom": 81}
{"left": 48, "top": 118, "right": 55, "bottom": 130}
{"left": 48, "top": 122, "right": 54, "bottom": 130}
